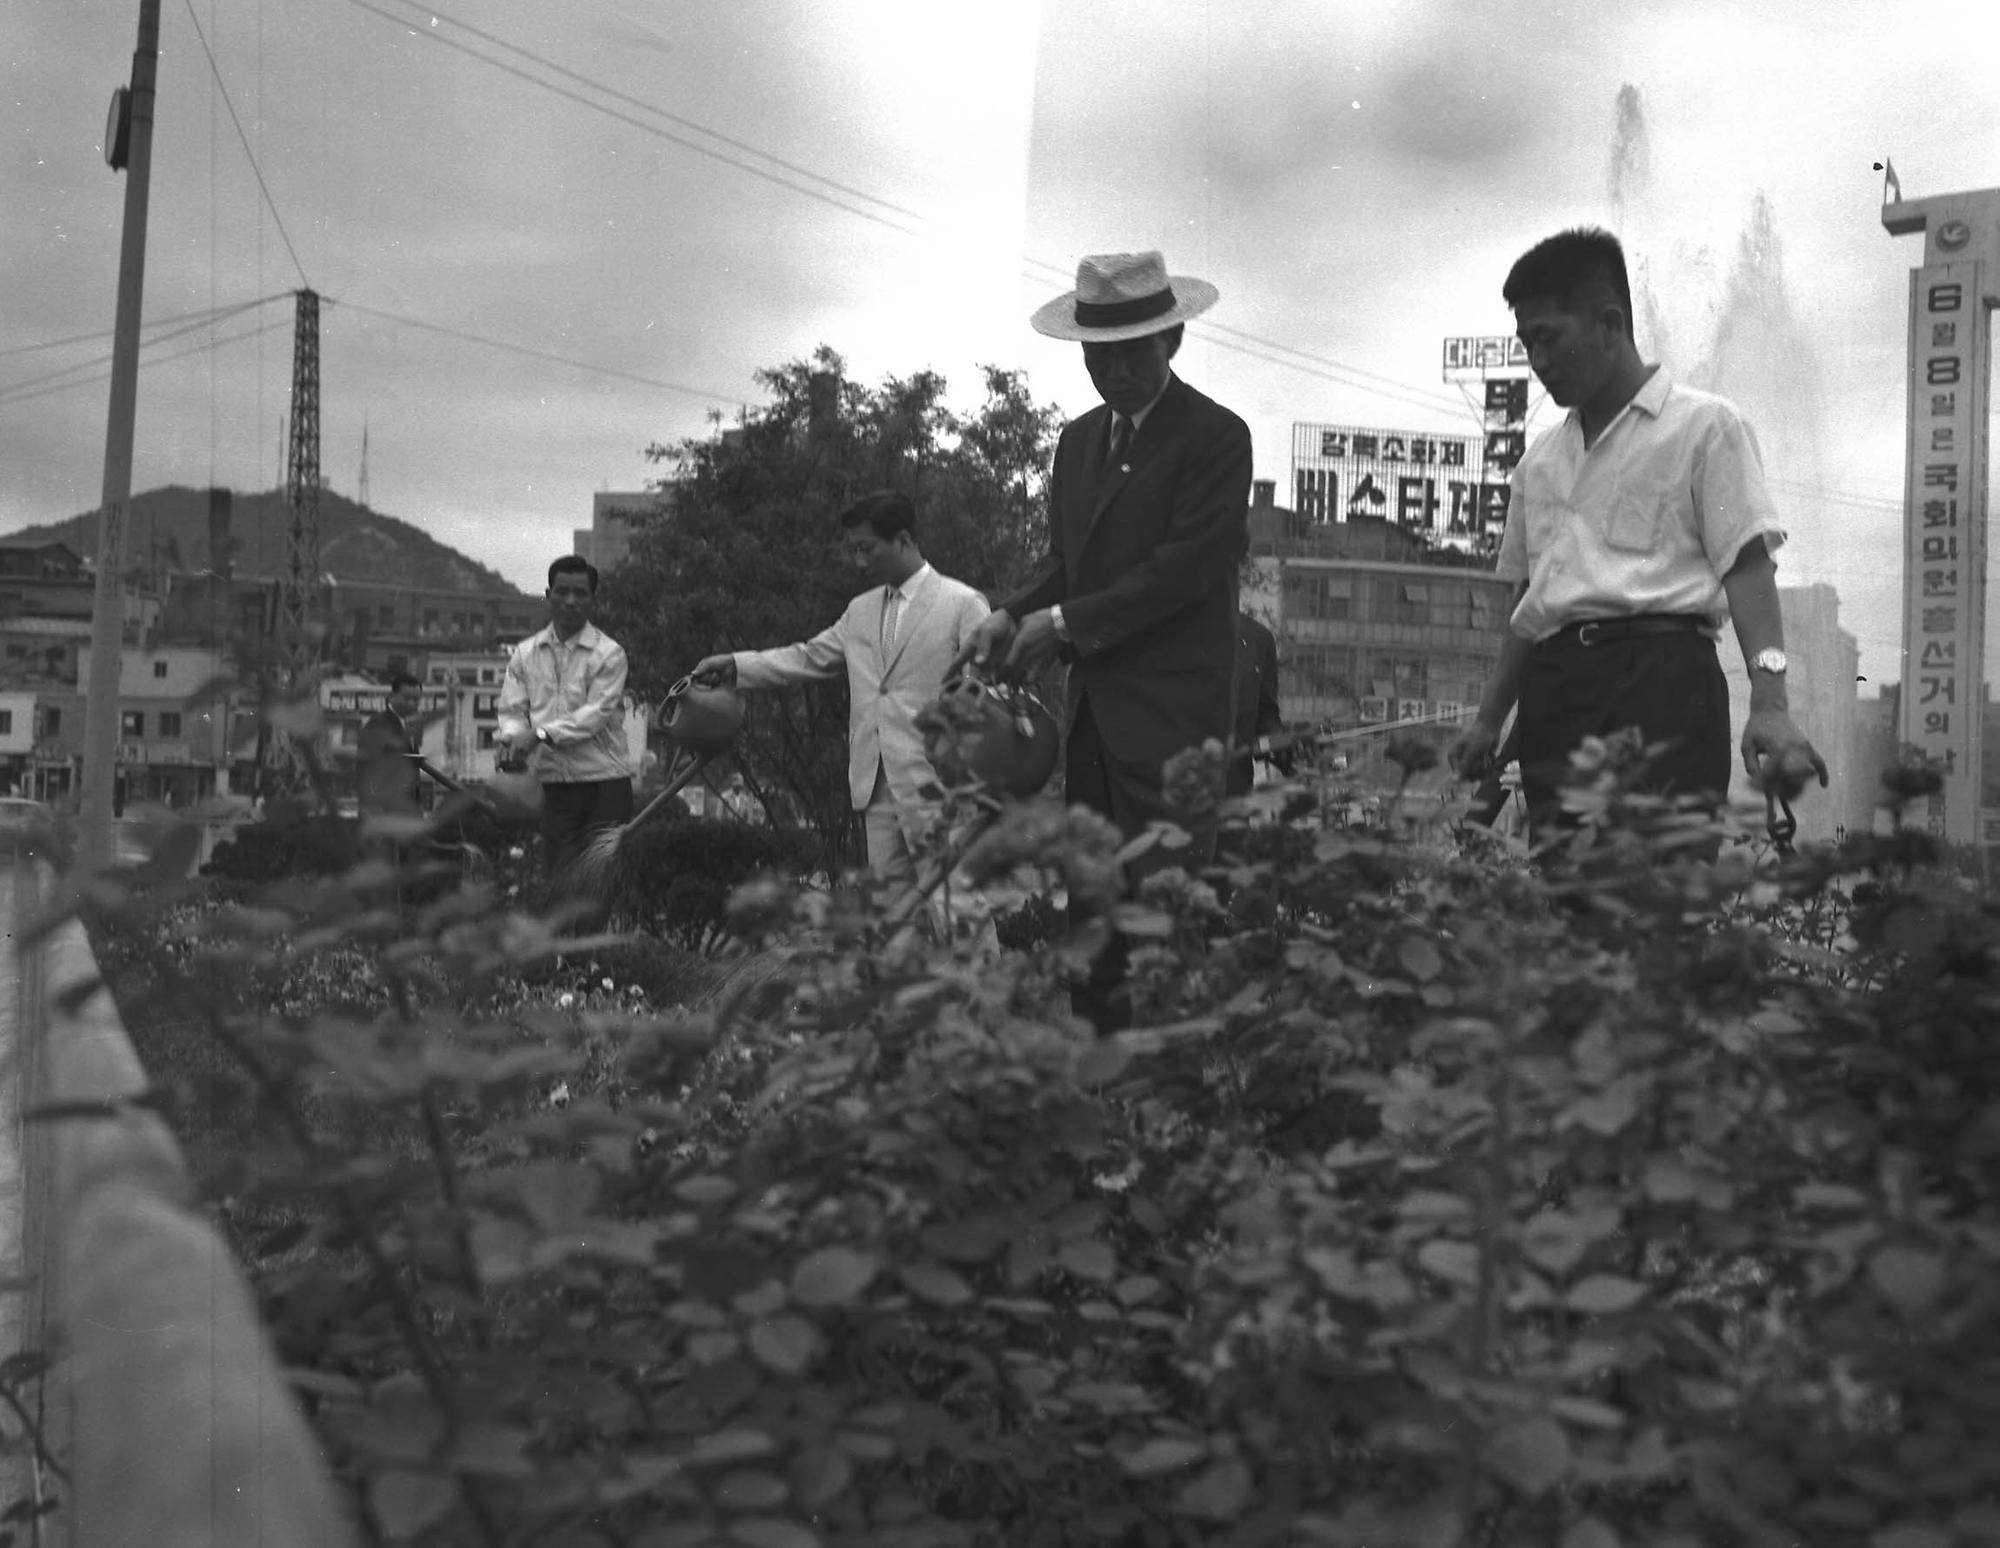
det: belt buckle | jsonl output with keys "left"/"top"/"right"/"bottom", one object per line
{"left": 1577, "top": 620, "right": 1602, "bottom": 648}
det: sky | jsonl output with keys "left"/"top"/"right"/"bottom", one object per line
{"left": 5, "top": 0, "right": 2000, "bottom": 685}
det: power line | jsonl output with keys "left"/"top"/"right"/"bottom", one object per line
{"left": 0, "top": 297, "right": 281, "bottom": 404}
{"left": 1020, "top": 253, "right": 1467, "bottom": 414}
{"left": 369, "top": 0, "right": 927, "bottom": 232}
{"left": 0, "top": 294, "right": 291, "bottom": 360}
{"left": 1188, "top": 329, "right": 1475, "bottom": 421}
{"left": 326, "top": 299, "right": 753, "bottom": 407}
{"left": 0, "top": 318, "right": 291, "bottom": 410}
{"left": 179, "top": 0, "right": 310, "bottom": 288}
{"left": 347, "top": 0, "right": 1475, "bottom": 422}
{"left": 340, "top": 0, "right": 924, "bottom": 239}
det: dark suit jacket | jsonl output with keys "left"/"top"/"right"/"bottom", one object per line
{"left": 1002, "top": 374, "right": 1253, "bottom": 776}
{"left": 1228, "top": 615, "right": 1284, "bottom": 797}
{"left": 358, "top": 710, "right": 421, "bottom": 815}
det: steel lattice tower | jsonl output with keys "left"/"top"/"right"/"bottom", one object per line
{"left": 282, "top": 287, "right": 321, "bottom": 673}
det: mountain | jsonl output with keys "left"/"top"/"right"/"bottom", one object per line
{"left": 4, "top": 485, "right": 524, "bottom": 594}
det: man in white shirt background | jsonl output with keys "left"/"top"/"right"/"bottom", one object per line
{"left": 693, "top": 490, "right": 989, "bottom": 897}
{"left": 496, "top": 555, "right": 634, "bottom": 876}
{"left": 1450, "top": 226, "right": 1825, "bottom": 838}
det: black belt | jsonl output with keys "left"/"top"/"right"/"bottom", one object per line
{"left": 1536, "top": 613, "right": 1709, "bottom": 652}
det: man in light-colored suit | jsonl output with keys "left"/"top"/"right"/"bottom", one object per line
{"left": 692, "top": 490, "right": 990, "bottom": 889}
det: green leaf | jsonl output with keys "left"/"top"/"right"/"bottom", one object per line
{"left": 1561, "top": 1519, "right": 1622, "bottom": 1548}
{"left": 369, "top": 1471, "right": 458, "bottom": 1541}
{"left": 689, "top": 1331, "right": 743, "bottom": 1366}
{"left": 632, "top": 1528, "right": 719, "bottom": 1548}
{"left": 726, "top": 1518, "right": 819, "bottom": 1548}
{"left": 1398, "top": 935, "right": 1443, "bottom": 982}
{"left": 898, "top": 1262, "right": 975, "bottom": 1306}
{"left": 1486, "top": 1415, "right": 1571, "bottom": 1496}
{"left": 1567, "top": 1275, "right": 1646, "bottom": 1314}
{"left": 1416, "top": 1238, "right": 1481, "bottom": 1288}
{"left": 1870, "top": 1528, "right": 1952, "bottom": 1548}
{"left": 789, "top": 1246, "right": 879, "bottom": 1308}
{"left": 747, "top": 1315, "right": 821, "bottom": 1376}
{"left": 713, "top": 1470, "right": 790, "bottom": 1511}
{"left": 1567, "top": 1081, "right": 1640, "bottom": 1137}
{"left": 1869, "top": 1245, "right": 1947, "bottom": 1318}
{"left": 675, "top": 1174, "right": 740, "bottom": 1206}
{"left": 514, "top": 1162, "right": 602, "bottom": 1233}
{"left": 1075, "top": 1040, "right": 1134, "bottom": 1086}
{"left": 686, "top": 1429, "right": 778, "bottom": 1468}
{"left": 1550, "top": 1396, "right": 1625, "bottom": 1431}
{"left": 1521, "top": 1211, "right": 1588, "bottom": 1276}
{"left": 1641, "top": 1157, "right": 1699, "bottom": 1203}
{"left": 1177, "top": 1458, "right": 1253, "bottom": 1521}
{"left": 1059, "top": 1240, "right": 1117, "bottom": 1282}
{"left": 1118, "top": 1437, "right": 1208, "bottom": 1477}
{"left": 788, "top": 1446, "right": 853, "bottom": 1512}
{"left": 1794, "top": 1183, "right": 1871, "bottom": 1211}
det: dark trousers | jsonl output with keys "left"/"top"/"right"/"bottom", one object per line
{"left": 1064, "top": 698, "right": 1219, "bottom": 1032}
{"left": 1517, "top": 632, "right": 1730, "bottom": 842}
{"left": 541, "top": 777, "right": 634, "bottom": 877}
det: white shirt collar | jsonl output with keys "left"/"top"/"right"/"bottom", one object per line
{"left": 541, "top": 620, "right": 600, "bottom": 651}
{"left": 888, "top": 562, "right": 932, "bottom": 602}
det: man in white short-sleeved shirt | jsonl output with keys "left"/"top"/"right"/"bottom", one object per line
{"left": 1449, "top": 226, "right": 1825, "bottom": 837}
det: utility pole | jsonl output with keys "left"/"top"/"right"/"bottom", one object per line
{"left": 79, "top": 0, "right": 161, "bottom": 872}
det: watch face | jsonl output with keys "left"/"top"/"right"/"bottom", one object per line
{"left": 1753, "top": 648, "right": 1788, "bottom": 674}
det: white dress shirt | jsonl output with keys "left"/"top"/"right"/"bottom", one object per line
{"left": 1496, "top": 368, "right": 1786, "bottom": 642}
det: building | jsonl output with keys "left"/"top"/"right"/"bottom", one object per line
{"left": 68, "top": 643, "right": 233, "bottom": 809}
{"left": 320, "top": 659, "right": 652, "bottom": 795}
{"left": 574, "top": 489, "right": 667, "bottom": 572}
{"left": 0, "top": 539, "right": 162, "bottom": 642}
{"left": 1858, "top": 683, "right": 2000, "bottom": 849}
{"left": 1247, "top": 481, "right": 1515, "bottom": 786}
{"left": 333, "top": 582, "right": 543, "bottom": 678}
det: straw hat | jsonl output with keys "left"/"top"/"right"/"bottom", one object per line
{"left": 1030, "top": 251, "right": 1220, "bottom": 342}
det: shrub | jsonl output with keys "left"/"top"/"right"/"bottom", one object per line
{"left": 609, "top": 814, "right": 820, "bottom": 953}
{"left": 76, "top": 749, "right": 2000, "bottom": 1548}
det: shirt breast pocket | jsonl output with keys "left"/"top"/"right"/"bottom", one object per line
{"left": 1601, "top": 481, "right": 1660, "bottom": 554}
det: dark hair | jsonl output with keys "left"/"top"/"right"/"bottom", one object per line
{"left": 548, "top": 554, "right": 599, "bottom": 592}
{"left": 1502, "top": 227, "right": 1636, "bottom": 341}
{"left": 389, "top": 671, "right": 422, "bottom": 695}
{"left": 838, "top": 490, "right": 917, "bottom": 543}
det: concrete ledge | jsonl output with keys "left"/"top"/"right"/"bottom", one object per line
{"left": 14, "top": 865, "right": 356, "bottom": 1546}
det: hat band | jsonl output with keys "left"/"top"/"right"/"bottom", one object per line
{"left": 1073, "top": 286, "right": 1177, "bottom": 328}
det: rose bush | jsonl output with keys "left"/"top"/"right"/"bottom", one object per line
{"left": 74, "top": 745, "right": 2000, "bottom": 1548}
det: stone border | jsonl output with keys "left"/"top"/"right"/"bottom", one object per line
{"left": 13, "top": 863, "right": 356, "bottom": 1546}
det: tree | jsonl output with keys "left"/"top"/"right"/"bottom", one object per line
{"left": 595, "top": 348, "right": 1063, "bottom": 870}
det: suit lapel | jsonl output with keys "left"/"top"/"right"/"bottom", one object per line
{"left": 1076, "top": 377, "right": 1187, "bottom": 558}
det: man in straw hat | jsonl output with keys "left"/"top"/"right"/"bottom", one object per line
{"left": 958, "top": 250, "right": 1253, "bottom": 1028}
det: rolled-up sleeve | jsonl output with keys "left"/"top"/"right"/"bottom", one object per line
{"left": 1697, "top": 407, "right": 1786, "bottom": 577}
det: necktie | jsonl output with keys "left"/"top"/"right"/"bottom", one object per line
{"left": 881, "top": 585, "right": 901, "bottom": 657}
{"left": 1104, "top": 413, "right": 1131, "bottom": 476}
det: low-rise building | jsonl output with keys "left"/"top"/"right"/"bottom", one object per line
{"left": 67, "top": 643, "right": 233, "bottom": 808}
{"left": 1248, "top": 481, "right": 1514, "bottom": 787}
{"left": 575, "top": 489, "right": 667, "bottom": 572}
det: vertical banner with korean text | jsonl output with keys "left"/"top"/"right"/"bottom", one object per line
{"left": 1901, "top": 260, "right": 1989, "bottom": 842}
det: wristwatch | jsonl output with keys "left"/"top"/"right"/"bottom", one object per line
{"left": 1750, "top": 648, "right": 1789, "bottom": 676}
{"left": 534, "top": 726, "right": 552, "bottom": 746}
